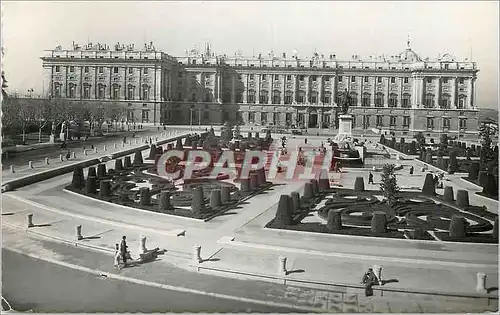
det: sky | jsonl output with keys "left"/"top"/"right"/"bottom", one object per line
{"left": 1, "top": 1, "right": 499, "bottom": 109}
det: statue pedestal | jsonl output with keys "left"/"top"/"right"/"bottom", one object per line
{"left": 334, "top": 114, "right": 353, "bottom": 142}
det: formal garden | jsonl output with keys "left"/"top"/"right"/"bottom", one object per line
{"left": 266, "top": 166, "right": 498, "bottom": 244}
{"left": 64, "top": 124, "right": 276, "bottom": 220}
{"left": 379, "top": 123, "right": 499, "bottom": 201}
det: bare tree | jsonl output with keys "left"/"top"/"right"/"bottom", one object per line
{"left": 31, "top": 99, "right": 51, "bottom": 142}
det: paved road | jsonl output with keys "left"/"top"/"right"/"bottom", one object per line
{"left": 2, "top": 249, "right": 303, "bottom": 313}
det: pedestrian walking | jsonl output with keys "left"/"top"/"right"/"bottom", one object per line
{"left": 409, "top": 166, "right": 414, "bottom": 175}
{"left": 120, "top": 236, "right": 128, "bottom": 267}
{"left": 362, "top": 267, "right": 377, "bottom": 297}
{"left": 113, "top": 243, "right": 121, "bottom": 269}
{"left": 368, "top": 172, "right": 374, "bottom": 184}
{"left": 304, "top": 138, "right": 308, "bottom": 144}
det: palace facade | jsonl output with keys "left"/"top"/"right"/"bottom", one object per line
{"left": 41, "top": 41, "right": 479, "bottom": 137}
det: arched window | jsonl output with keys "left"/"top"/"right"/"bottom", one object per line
{"left": 97, "top": 83, "right": 105, "bottom": 99}
{"left": 272, "top": 90, "right": 281, "bottom": 104}
{"left": 441, "top": 93, "right": 451, "bottom": 109}
{"left": 389, "top": 93, "right": 398, "bottom": 107}
{"left": 457, "top": 95, "right": 467, "bottom": 109}
{"left": 362, "top": 93, "right": 370, "bottom": 107}
{"left": 349, "top": 92, "right": 358, "bottom": 106}
{"left": 142, "top": 85, "right": 150, "bottom": 100}
{"left": 68, "top": 83, "right": 76, "bottom": 98}
{"left": 247, "top": 89, "right": 256, "bottom": 104}
{"left": 127, "top": 84, "right": 135, "bottom": 100}
{"left": 402, "top": 93, "right": 411, "bottom": 108}
{"left": 83, "top": 83, "right": 91, "bottom": 99}
{"left": 112, "top": 84, "right": 120, "bottom": 100}
{"left": 259, "top": 90, "right": 269, "bottom": 104}
{"left": 424, "top": 93, "right": 434, "bottom": 108}
{"left": 375, "top": 92, "right": 384, "bottom": 107}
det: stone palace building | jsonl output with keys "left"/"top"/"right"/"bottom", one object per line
{"left": 41, "top": 41, "right": 479, "bottom": 137}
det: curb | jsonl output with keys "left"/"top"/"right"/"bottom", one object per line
{"left": 2, "top": 244, "right": 323, "bottom": 313}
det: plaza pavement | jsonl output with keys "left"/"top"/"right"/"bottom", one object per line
{"left": 2, "top": 132, "right": 498, "bottom": 312}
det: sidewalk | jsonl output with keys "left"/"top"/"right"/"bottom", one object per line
{"left": 2, "top": 226, "right": 496, "bottom": 313}
{"left": 2, "top": 191, "right": 498, "bottom": 302}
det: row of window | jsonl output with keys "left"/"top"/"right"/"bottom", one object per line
{"left": 53, "top": 83, "right": 151, "bottom": 100}
{"left": 426, "top": 117, "right": 468, "bottom": 129}
{"left": 55, "top": 65, "right": 150, "bottom": 75}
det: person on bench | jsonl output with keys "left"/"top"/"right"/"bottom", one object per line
{"left": 362, "top": 268, "right": 378, "bottom": 297}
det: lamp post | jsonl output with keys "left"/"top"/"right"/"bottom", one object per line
{"left": 198, "top": 108, "right": 201, "bottom": 128}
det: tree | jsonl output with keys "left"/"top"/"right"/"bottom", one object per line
{"left": 439, "top": 133, "right": 448, "bottom": 150}
{"left": 478, "top": 122, "right": 498, "bottom": 164}
{"left": 379, "top": 164, "right": 400, "bottom": 206}
{"left": 31, "top": 99, "right": 51, "bottom": 143}
{"left": 106, "top": 103, "right": 126, "bottom": 132}
{"left": 220, "top": 121, "right": 233, "bottom": 144}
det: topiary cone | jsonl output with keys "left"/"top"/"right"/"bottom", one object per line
{"left": 240, "top": 178, "right": 251, "bottom": 192}
{"left": 191, "top": 186, "right": 205, "bottom": 213}
{"left": 176, "top": 138, "right": 183, "bottom": 149}
{"left": 354, "top": 177, "right": 365, "bottom": 192}
{"left": 71, "top": 166, "right": 85, "bottom": 189}
{"left": 449, "top": 215, "right": 467, "bottom": 238}
{"left": 477, "top": 171, "right": 488, "bottom": 187}
{"left": 148, "top": 144, "right": 157, "bottom": 160}
{"left": 124, "top": 156, "right": 132, "bottom": 168}
{"left": 422, "top": 173, "right": 436, "bottom": 196}
{"left": 97, "top": 164, "right": 107, "bottom": 179}
{"left": 456, "top": 190, "right": 469, "bottom": 208}
{"left": 85, "top": 176, "right": 97, "bottom": 194}
{"left": 221, "top": 186, "right": 231, "bottom": 203}
{"left": 87, "top": 166, "right": 97, "bottom": 179}
{"left": 310, "top": 179, "right": 319, "bottom": 196}
{"left": 249, "top": 173, "right": 259, "bottom": 190}
{"left": 483, "top": 174, "right": 498, "bottom": 197}
{"left": 133, "top": 150, "right": 143, "bottom": 166}
{"left": 327, "top": 210, "right": 343, "bottom": 232}
{"left": 158, "top": 191, "right": 172, "bottom": 211}
{"left": 318, "top": 170, "right": 330, "bottom": 191}
{"left": 257, "top": 168, "right": 266, "bottom": 186}
{"left": 99, "top": 180, "right": 111, "bottom": 197}
{"left": 291, "top": 192, "right": 301, "bottom": 212}
{"left": 139, "top": 187, "right": 151, "bottom": 206}
{"left": 443, "top": 186, "right": 454, "bottom": 202}
{"left": 274, "top": 195, "right": 292, "bottom": 226}
{"left": 115, "top": 158, "right": 123, "bottom": 171}
{"left": 468, "top": 162, "right": 480, "bottom": 181}
{"left": 371, "top": 211, "right": 387, "bottom": 233}
{"left": 210, "top": 189, "right": 222, "bottom": 208}
{"left": 303, "top": 183, "right": 314, "bottom": 200}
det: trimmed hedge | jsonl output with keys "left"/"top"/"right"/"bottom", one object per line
{"left": 422, "top": 173, "right": 436, "bottom": 196}
{"left": 326, "top": 210, "right": 343, "bottom": 232}
{"left": 371, "top": 211, "right": 387, "bottom": 233}
{"left": 449, "top": 215, "right": 467, "bottom": 238}
{"left": 354, "top": 177, "right": 365, "bottom": 192}
{"left": 275, "top": 195, "right": 293, "bottom": 225}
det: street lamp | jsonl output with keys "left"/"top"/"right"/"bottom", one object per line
{"left": 190, "top": 108, "right": 193, "bottom": 131}
{"left": 198, "top": 108, "right": 201, "bottom": 128}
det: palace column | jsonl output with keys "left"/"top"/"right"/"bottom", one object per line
{"left": 305, "top": 75, "right": 310, "bottom": 104}
{"left": 293, "top": 74, "right": 297, "bottom": 103}
{"left": 256, "top": 74, "right": 261, "bottom": 104}
{"left": 243, "top": 74, "right": 248, "bottom": 103}
{"left": 231, "top": 76, "right": 236, "bottom": 103}
{"left": 268, "top": 76, "right": 273, "bottom": 105}
{"left": 371, "top": 77, "right": 376, "bottom": 106}
{"left": 451, "top": 77, "right": 457, "bottom": 109}
{"left": 398, "top": 77, "right": 403, "bottom": 107}
{"left": 435, "top": 77, "right": 441, "bottom": 108}
{"left": 281, "top": 74, "right": 285, "bottom": 105}
{"left": 467, "top": 77, "right": 473, "bottom": 108}
{"left": 318, "top": 75, "right": 323, "bottom": 105}
{"left": 331, "top": 75, "right": 336, "bottom": 105}
{"left": 384, "top": 77, "right": 389, "bottom": 107}
{"left": 318, "top": 109, "right": 323, "bottom": 129}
